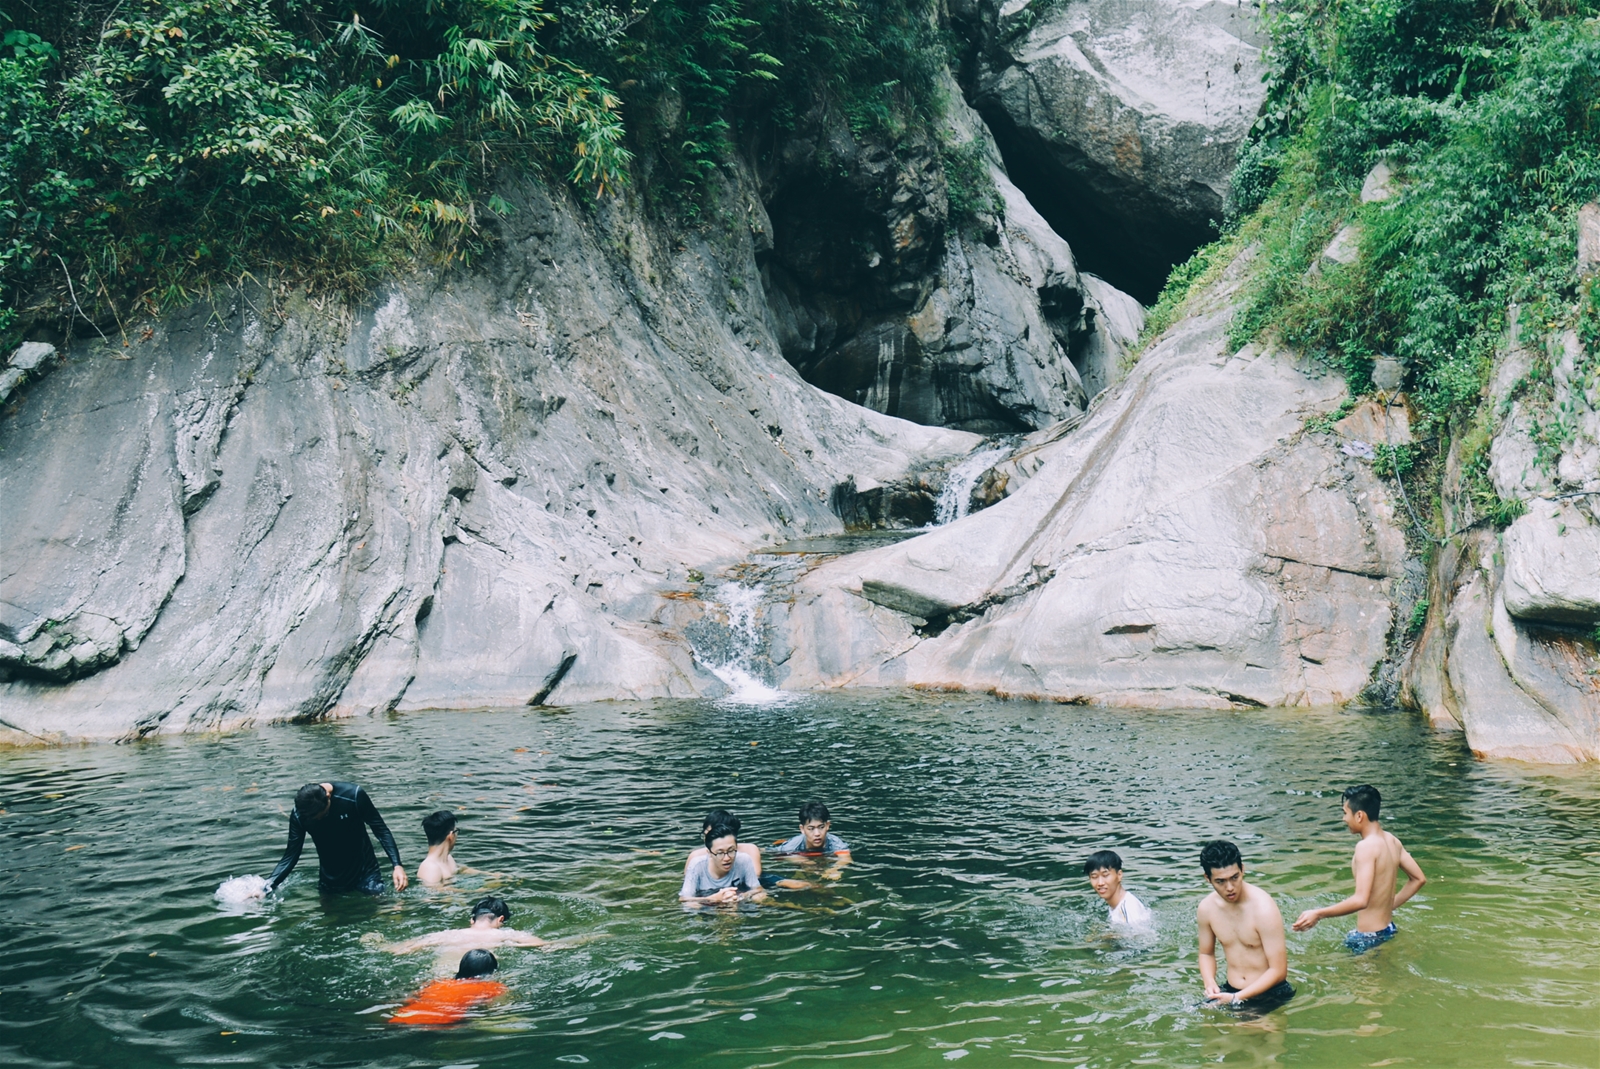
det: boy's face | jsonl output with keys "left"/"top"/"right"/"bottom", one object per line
{"left": 1087, "top": 866, "right": 1122, "bottom": 903}
{"left": 800, "top": 819, "right": 831, "bottom": 851}
{"left": 708, "top": 835, "right": 739, "bottom": 878}
{"left": 1205, "top": 864, "right": 1245, "bottom": 903}
{"left": 1340, "top": 801, "right": 1366, "bottom": 834}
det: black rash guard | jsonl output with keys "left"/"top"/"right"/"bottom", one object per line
{"left": 268, "top": 781, "right": 402, "bottom": 893}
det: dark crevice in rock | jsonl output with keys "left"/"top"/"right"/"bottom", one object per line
{"left": 978, "top": 109, "right": 1211, "bottom": 304}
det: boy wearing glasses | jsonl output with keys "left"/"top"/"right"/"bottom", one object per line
{"left": 680, "top": 821, "right": 765, "bottom": 905}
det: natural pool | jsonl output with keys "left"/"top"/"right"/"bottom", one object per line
{"left": 2, "top": 692, "right": 1597, "bottom": 1068}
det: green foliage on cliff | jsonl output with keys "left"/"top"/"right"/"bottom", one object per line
{"left": 1160, "top": 0, "right": 1600, "bottom": 536}
{"left": 1, "top": 0, "right": 947, "bottom": 343}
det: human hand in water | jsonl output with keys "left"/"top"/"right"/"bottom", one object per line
{"left": 1292, "top": 909, "right": 1320, "bottom": 931}
{"left": 1203, "top": 981, "right": 1225, "bottom": 1003}
{"left": 392, "top": 866, "right": 409, "bottom": 892}
{"left": 707, "top": 887, "right": 740, "bottom": 905}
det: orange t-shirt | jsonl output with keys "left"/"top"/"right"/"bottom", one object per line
{"left": 388, "top": 978, "right": 508, "bottom": 1026}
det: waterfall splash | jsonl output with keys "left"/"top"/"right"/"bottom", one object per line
{"left": 695, "top": 582, "right": 794, "bottom": 705}
{"left": 933, "top": 446, "right": 1010, "bottom": 525}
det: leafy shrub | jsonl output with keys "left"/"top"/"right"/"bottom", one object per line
{"left": 2, "top": 0, "right": 949, "bottom": 342}
{"left": 1210, "top": 1, "right": 1600, "bottom": 536}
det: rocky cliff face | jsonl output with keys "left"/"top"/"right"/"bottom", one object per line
{"left": 1401, "top": 223, "right": 1600, "bottom": 762}
{"left": 4, "top": 11, "right": 1591, "bottom": 763}
{"left": 962, "top": 0, "right": 1267, "bottom": 300}
{"left": 0, "top": 170, "right": 979, "bottom": 742}
{"left": 774, "top": 251, "right": 1410, "bottom": 707}
{"left": 760, "top": 81, "right": 1142, "bottom": 430}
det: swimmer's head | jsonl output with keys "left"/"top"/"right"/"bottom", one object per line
{"left": 1341, "top": 784, "right": 1381, "bottom": 827}
{"left": 456, "top": 949, "right": 498, "bottom": 979}
{"left": 1200, "top": 840, "right": 1245, "bottom": 901}
{"left": 294, "top": 783, "right": 331, "bottom": 823}
{"left": 797, "top": 800, "right": 831, "bottom": 850}
{"left": 471, "top": 896, "right": 511, "bottom": 926}
{"left": 702, "top": 808, "right": 740, "bottom": 837}
{"left": 705, "top": 821, "right": 739, "bottom": 875}
{"left": 423, "top": 810, "right": 458, "bottom": 846}
{"left": 1083, "top": 850, "right": 1125, "bottom": 903}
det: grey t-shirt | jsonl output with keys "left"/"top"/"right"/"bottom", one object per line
{"left": 774, "top": 832, "right": 850, "bottom": 855}
{"left": 681, "top": 851, "right": 760, "bottom": 899}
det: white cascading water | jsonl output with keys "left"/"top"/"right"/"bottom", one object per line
{"left": 705, "top": 582, "right": 791, "bottom": 704}
{"left": 933, "top": 446, "right": 1010, "bottom": 525}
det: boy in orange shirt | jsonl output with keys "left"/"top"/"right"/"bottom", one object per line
{"left": 389, "top": 950, "right": 507, "bottom": 1026}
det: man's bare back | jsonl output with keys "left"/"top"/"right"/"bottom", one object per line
{"left": 1293, "top": 789, "right": 1426, "bottom": 945}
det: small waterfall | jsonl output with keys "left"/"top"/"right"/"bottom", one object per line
{"left": 934, "top": 446, "right": 1011, "bottom": 525}
{"left": 693, "top": 581, "right": 792, "bottom": 705}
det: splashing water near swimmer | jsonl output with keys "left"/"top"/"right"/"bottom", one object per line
{"left": 214, "top": 874, "right": 271, "bottom": 907}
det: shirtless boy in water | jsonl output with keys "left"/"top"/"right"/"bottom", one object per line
{"left": 1196, "top": 840, "right": 1294, "bottom": 1010}
{"left": 417, "top": 811, "right": 461, "bottom": 886}
{"left": 1292, "top": 785, "right": 1427, "bottom": 951}
{"left": 385, "top": 896, "right": 559, "bottom": 970}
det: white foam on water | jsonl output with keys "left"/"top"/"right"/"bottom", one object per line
{"left": 933, "top": 446, "right": 1011, "bottom": 525}
{"left": 709, "top": 663, "right": 792, "bottom": 705}
{"left": 214, "top": 874, "right": 270, "bottom": 906}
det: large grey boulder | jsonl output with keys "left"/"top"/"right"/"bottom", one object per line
{"left": 1502, "top": 500, "right": 1600, "bottom": 625}
{"left": 0, "top": 171, "right": 977, "bottom": 742}
{"left": 1404, "top": 533, "right": 1595, "bottom": 763}
{"left": 776, "top": 253, "right": 1409, "bottom": 708}
{"left": 973, "top": 0, "right": 1267, "bottom": 297}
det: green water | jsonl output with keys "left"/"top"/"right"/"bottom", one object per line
{"left": 2, "top": 692, "right": 1597, "bottom": 1068}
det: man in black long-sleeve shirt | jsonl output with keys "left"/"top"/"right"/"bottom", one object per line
{"left": 268, "top": 781, "right": 408, "bottom": 894}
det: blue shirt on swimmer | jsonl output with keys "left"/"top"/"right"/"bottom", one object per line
{"left": 681, "top": 851, "right": 760, "bottom": 899}
{"left": 774, "top": 833, "right": 850, "bottom": 855}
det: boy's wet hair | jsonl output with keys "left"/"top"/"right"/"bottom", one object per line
{"left": 1200, "top": 840, "right": 1243, "bottom": 876}
{"left": 422, "top": 810, "right": 458, "bottom": 845}
{"left": 1342, "top": 784, "right": 1382, "bottom": 821}
{"left": 294, "top": 783, "right": 329, "bottom": 821}
{"left": 798, "top": 800, "right": 830, "bottom": 825}
{"left": 456, "top": 949, "right": 498, "bottom": 979}
{"left": 704, "top": 821, "right": 739, "bottom": 850}
{"left": 701, "top": 808, "right": 740, "bottom": 835}
{"left": 471, "top": 896, "right": 511, "bottom": 923}
{"left": 1083, "top": 850, "right": 1123, "bottom": 876}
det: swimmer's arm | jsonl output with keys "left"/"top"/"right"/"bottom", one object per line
{"left": 1197, "top": 908, "right": 1222, "bottom": 999}
{"left": 821, "top": 850, "right": 852, "bottom": 880}
{"left": 267, "top": 812, "right": 306, "bottom": 890}
{"left": 1393, "top": 849, "right": 1426, "bottom": 908}
{"left": 1294, "top": 846, "right": 1377, "bottom": 930}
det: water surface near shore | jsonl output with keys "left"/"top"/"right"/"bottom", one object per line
{"left": 2, "top": 692, "right": 1597, "bottom": 1068}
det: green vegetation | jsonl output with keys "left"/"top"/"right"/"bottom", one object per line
{"left": 1, "top": 0, "right": 951, "bottom": 343}
{"left": 1151, "top": 0, "right": 1600, "bottom": 538}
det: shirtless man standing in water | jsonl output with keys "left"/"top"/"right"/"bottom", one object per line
{"left": 1292, "top": 784, "right": 1427, "bottom": 951}
{"left": 1196, "top": 840, "right": 1294, "bottom": 1011}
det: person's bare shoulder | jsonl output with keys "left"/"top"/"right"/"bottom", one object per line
{"left": 1197, "top": 891, "right": 1222, "bottom": 919}
{"left": 1248, "top": 885, "right": 1285, "bottom": 926}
